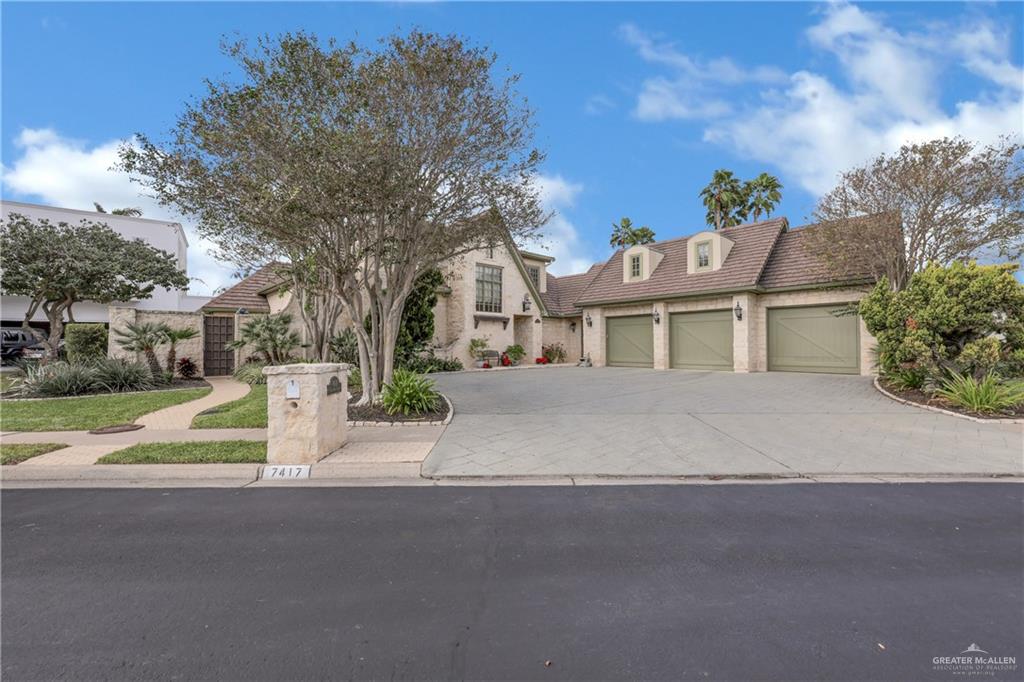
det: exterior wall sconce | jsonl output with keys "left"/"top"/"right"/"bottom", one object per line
{"left": 522, "top": 294, "right": 532, "bottom": 312}
{"left": 569, "top": 321, "right": 577, "bottom": 333}
{"left": 734, "top": 302, "right": 743, "bottom": 321}
{"left": 653, "top": 309, "right": 661, "bottom": 324}
{"left": 585, "top": 313, "right": 593, "bottom": 327}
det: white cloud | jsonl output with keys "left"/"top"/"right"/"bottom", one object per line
{"left": 1, "top": 128, "right": 236, "bottom": 296}
{"left": 620, "top": 22, "right": 786, "bottom": 121}
{"left": 584, "top": 94, "right": 615, "bottom": 116}
{"left": 524, "top": 174, "right": 595, "bottom": 275}
{"left": 625, "top": 4, "right": 1024, "bottom": 195}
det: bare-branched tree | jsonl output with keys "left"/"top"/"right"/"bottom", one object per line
{"left": 807, "top": 136, "right": 1024, "bottom": 291}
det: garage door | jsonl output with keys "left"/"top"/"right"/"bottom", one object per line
{"left": 768, "top": 305, "right": 859, "bottom": 374}
{"left": 670, "top": 310, "right": 733, "bottom": 370}
{"left": 606, "top": 315, "right": 654, "bottom": 367}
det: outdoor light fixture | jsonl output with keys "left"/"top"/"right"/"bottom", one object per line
{"left": 569, "top": 322, "right": 577, "bottom": 333}
{"left": 653, "top": 309, "right": 661, "bottom": 324}
{"left": 522, "top": 294, "right": 532, "bottom": 312}
{"left": 585, "top": 313, "right": 593, "bottom": 327}
{"left": 236, "top": 308, "right": 249, "bottom": 315}
{"left": 734, "top": 302, "right": 743, "bottom": 321}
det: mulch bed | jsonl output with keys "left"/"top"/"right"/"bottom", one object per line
{"left": 879, "top": 379, "right": 1024, "bottom": 419}
{"left": 347, "top": 392, "right": 450, "bottom": 423}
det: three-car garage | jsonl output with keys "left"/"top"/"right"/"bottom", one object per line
{"left": 603, "top": 303, "right": 861, "bottom": 374}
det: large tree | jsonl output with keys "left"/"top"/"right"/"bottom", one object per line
{"left": 120, "top": 31, "right": 546, "bottom": 402}
{"left": 609, "top": 216, "right": 656, "bottom": 248}
{"left": 0, "top": 214, "right": 190, "bottom": 359}
{"left": 807, "top": 136, "right": 1024, "bottom": 291}
{"left": 742, "top": 173, "right": 783, "bottom": 222}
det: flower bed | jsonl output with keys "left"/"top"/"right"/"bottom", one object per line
{"left": 348, "top": 392, "right": 450, "bottom": 424}
{"left": 877, "top": 377, "right": 1024, "bottom": 421}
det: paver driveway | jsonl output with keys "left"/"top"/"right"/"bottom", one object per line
{"left": 423, "top": 367, "right": 1023, "bottom": 477}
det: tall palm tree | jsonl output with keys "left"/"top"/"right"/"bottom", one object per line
{"left": 743, "top": 173, "right": 784, "bottom": 222}
{"left": 699, "top": 169, "right": 745, "bottom": 230}
{"left": 163, "top": 327, "right": 199, "bottom": 376}
{"left": 114, "top": 322, "right": 168, "bottom": 377}
{"left": 609, "top": 217, "right": 657, "bottom": 248}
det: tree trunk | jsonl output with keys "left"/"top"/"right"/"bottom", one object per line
{"left": 144, "top": 349, "right": 163, "bottom": 377}
{"left": 42, "top": 301, "right": 66, "bottom": 362}
{"left": 166, "top": 347, "right": 177, "bottom": 377}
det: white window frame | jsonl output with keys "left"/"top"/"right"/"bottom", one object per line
{"left": 696, "top": 241, "right": 712, "bottom": 270}
{"left": 630, "top": 254, "right": 642, "bottom": 279}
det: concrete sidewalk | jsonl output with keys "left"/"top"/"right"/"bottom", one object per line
{"left": 136, "top": 376, "right": 251, "bottom": 430}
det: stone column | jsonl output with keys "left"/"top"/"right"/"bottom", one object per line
{"left": 263, "top": 363, "right": 349, "bottom": 464}
{"left": 652, "top": 302, "right": 670, "bottom": 369}
{"left": 732, "top": 293, "right": 756, "bottom": 372}
{"left": 583, "top": 307, "right": 605, "bottom": 366}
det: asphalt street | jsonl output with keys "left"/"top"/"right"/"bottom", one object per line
{"left": 2, "top": 484, "right": 1022, "bottom": 681}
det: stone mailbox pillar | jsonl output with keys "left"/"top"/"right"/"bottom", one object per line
{"left": 263, "top": 363, "right": 349, "bottom": 464}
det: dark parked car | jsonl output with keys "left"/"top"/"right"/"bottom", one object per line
{"left": 0, "top": 329, "right": 47, "bottom": 364}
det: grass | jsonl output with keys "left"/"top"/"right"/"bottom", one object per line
{"left": 1, "top": 388, "right": 212, "bottom": 432}
{"left": 192, "top": 385, "right": 267, "bottom": 429}
{"left": 0, "top": 373, "right": 18, "bottom": 395}
{"left": 1, "top": 442, "right": 68, "bottom": 465}
{"left": 98, "top": 440, "right": 267, "bottom": 464}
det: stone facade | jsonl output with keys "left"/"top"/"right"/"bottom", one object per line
{"left": 541, "top": 317, "right": 584, "bottom": 361}
{"left": 432, "top": 246, "right": 545, "bottom": 368}
{"left": 581, "top": 286, "right": 877, "bottom": 376}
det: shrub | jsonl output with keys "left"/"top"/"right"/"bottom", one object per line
{"left": 400, "top": 354, "right": 464, "bottom": 374}
{"left": 64, "top": 323, "right": 108, "bottom": 364}
{"left": 935, "top": 373, "right": 1024, "bottom": 414}
{"left": 330, "top": 328, "right": 360, "bottom": 365}
{"left": 16, "top": 361, "right": 98, "bottom": 397}
{"left": 92, "top": 358, "right": 155, "bottom": 393}
{"left": 505, "top": 344, "right": 525, "bottom": 364}
{"left": 859, "top": 262, "right": 1024, "bottom": 376}
{"left": 176, "top": 357, "right": 199, "bottom": 379}
{"left": 228, "top": 314, "right": 300, "bottom": 364}
{"left": 347, "top": 366, "right": 362, "bottom": 392}
{"left": 381, "top": 369, "right": 439, "bottom": 416}
{"left": 542, "top": 342, "right": 567, "bottom": 364}
{"left": 233, "top": 362, "right": 268, "bottom": 385}
{"left": 468, "top": 337, "right": 489, "bottom": 360}
{"left": 884, "top": 367, "right": 928, "bottom": 391}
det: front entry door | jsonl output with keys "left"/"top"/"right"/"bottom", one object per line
{"left": 203, "top": 316, "right": 235, "bottom": 376}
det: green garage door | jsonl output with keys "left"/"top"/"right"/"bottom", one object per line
{"left": 768, "top": 305, "right": 859, "bottom": 374}
{"left": 670, "top": 310, "right": 734, "bottom": 370}
{"left": 606, "top": 315, "right": 654, "bottom": 367}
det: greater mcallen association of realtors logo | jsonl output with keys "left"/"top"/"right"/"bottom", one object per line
{"left": 932, "top": 643, "right": 1018, "bottom": 677}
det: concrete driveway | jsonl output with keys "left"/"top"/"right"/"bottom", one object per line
{"left": 423, "top": 367, "right": 1023, "bottom": 478}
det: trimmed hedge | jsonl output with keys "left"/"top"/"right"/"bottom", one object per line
{"left": 65, "top": 323, "right": 108, "bottom": 364}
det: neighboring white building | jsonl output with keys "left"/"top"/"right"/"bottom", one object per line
{"left": 1, "top": 200, "right": 211, "bottom": 326}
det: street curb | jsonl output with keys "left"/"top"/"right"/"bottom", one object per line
{"left": 873, "top": 377, "right": 1024, "bottom": 424}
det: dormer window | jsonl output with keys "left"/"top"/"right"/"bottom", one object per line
{"left": 630, "top": 255, "right": 641, "bottom": 279}
{"left": 696, "top": 241, "right": 711, "bottom": 270}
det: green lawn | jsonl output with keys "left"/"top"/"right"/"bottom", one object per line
{"left": 1, "top": 442, "right": 68, "bottom": 465}
{"left": 192, "top": 384, "right": 267, "bottom": 429}
{"left": 1, "top": 388, "right": 212, "bottom": 432}
{"left": 98, "top": 440, "right": 267, "bottom": 464}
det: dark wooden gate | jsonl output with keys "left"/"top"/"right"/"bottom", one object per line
{"left": 203, "top": 316, "right": 235, "bottom": 376}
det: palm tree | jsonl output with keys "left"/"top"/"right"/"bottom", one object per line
{"left": 743, "top": 173, "right": 783, "bottom": 222}
{"left": 227, "top": 314, "right": 301, "bottom": 365}
{"left": 609, "top": 217, "right": 656, "bottom": 248}
{"left": 163, "top": 327, "right": 199, "bottom": 377}
{"left": 699, "top": 169, "right": 745, "bottom": 230}
{"left": 114, "top": 322, "right": 168, "bottom": 377}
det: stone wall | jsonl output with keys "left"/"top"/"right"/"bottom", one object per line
{"left": 541, "top": 317, "right": 583, "bottom": 361}
{"left": 107, "top": 306, "right": 205, "bottom": 376}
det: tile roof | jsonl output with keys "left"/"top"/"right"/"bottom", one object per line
{"left": 201, "top": 263, "right": 286, "bottom": 313}
{"left": 541, "top": 268, "right": 601, "bottom": 316}
{"left": 758, "top": 218, "right": 881, "bottom": 289}
{"left": 574, "top": 218, "right": 786, "bottom": 306}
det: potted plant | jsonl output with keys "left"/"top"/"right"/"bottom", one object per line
{"left": 468, "top": 337, "right": 489, "bottom": 369}
{"left": 504, "top": 344, "right": 525, "bottom": 366}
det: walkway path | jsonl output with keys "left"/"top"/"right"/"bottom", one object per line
{"left": 136, "top": 376, "right": 251, "bottom": 430}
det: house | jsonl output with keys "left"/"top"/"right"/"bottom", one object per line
{"left": 197, "top": 214, "right": 882, "bottom": 376}
{"left": 0, "top": 200, "right": 210, "bottom": 332}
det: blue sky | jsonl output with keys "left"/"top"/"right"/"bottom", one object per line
{"left": 3, "top": 2, "right": 1022, "bottom": 294}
